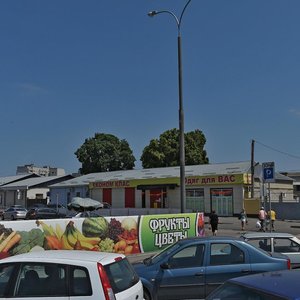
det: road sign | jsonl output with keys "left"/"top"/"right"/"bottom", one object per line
{"left": 262, "top": 162, "right": 275, "bottom": 183}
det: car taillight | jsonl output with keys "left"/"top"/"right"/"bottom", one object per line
{"left": 287, "top": 258, "right": 291, "bottom": 270}
{"left": 97, "top": 262, "right": 116, "bottom": 300}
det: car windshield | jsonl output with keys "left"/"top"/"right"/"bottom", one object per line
{"left": 149, "top": 242, "right": 182, "bottom": 265}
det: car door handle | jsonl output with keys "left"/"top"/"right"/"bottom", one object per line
{"left": 241, "top": 269, "right": 250, "bottom": 273}
{"left": 194, "top": 272, "right": 204, "bottom": 276}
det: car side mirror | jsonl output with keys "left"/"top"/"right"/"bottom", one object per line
{"left": 160, "top": 262, "right": 170, "bottom": 269}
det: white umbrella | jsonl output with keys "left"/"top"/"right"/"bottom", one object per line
{"left": 67, "top": 197, "right": 103, "bottom": 211}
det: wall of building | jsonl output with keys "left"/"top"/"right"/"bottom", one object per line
{"left": 49, "top": 186, "right": 89, "bottom": 207}
{"left": 27, "top": 188, "right": 48, "bottom": 200}
{"left": 112, "top": 188, "right": 124, "bottom": 207}
{"left": 167, "top": 188, "right": 180, "bottom": 209}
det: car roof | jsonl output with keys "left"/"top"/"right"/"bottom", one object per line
{"left": 229, "top": 270, "right": 300, "bottom": 298}
{"left": 242, "top": 232, "right": 295, "bottom": 239}
{"left": 180, "top": 236, "right": 242, "bottom": 243}
{"left": 1, "top": 250, "right": 126, "bottom": 265}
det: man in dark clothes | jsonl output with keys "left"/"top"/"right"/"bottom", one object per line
{"left": 209, "top": 210, "right": 219, "bottom": 236}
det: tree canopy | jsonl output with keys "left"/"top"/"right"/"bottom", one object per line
{"left": 75, "top": 133, "right": 135, "bottom": 174}
{"left": 140, "top": 128, "right": 209, "bottom": 168}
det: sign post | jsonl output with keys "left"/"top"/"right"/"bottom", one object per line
{"left": 262, "top": 162, "right": 275, "bottom": 232}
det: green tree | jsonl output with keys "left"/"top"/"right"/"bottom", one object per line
{"left": 75, "top": 133, "right": 136, "bottom": 174}
{"left": 141, "top": 128, "right": 209, "bottom": 168}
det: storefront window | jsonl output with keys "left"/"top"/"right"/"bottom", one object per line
{"left": 186, "top": 189, "right": 204, "bottom": 212}
{"left": 150, "top": 189, "right": 166, "bottom": 208}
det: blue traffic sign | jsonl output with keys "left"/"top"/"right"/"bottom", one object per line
{"left": 262, "top": 162, "right": 275, "bottom": 182}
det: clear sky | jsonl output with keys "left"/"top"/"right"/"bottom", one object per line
{"left": 1, "top": 0, "right": 300, "bottom": 176}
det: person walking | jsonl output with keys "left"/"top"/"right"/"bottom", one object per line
{"left": 239, "top": 209, "right": 247, "bottom": 231}
{"left": 268, "top": 209, "right": 276, "bottom": 231}
{"left": 258, "top": 207, "right": 267, "bottom": 232}
{"left": 209, "top": 210, "right": 219, "bottom": 236}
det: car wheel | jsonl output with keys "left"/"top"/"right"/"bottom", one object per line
{"left": 11, "top": 215, "right": 15, "bottom": 221}
{"left": 144, "top": 289, "right": 151, "bottom": 300}
{"left": 0, "top": 215, "right": 4, "bottom": 220}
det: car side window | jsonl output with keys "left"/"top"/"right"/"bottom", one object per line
{"left": 15, "top": 263, "right": 67, "bottom": 297}
{"left": 168, "top": 244, "right": 204, "bottom": 268}
{"left": 0, "top": 264, "right": 14, "bottom": 297}
{"left": 274, "top": 238, "right": 300, "bottom": 253}
{"left": 247, "top": 239, "right": 272, "bottom": 252}
{"left": 70, "top": 266, "right": 92, "bottom": 296}
{"left": 210, "top": 243, "right": 244, "bottom": 265}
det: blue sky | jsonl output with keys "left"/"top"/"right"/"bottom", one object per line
{"left": 1, "top": 0, "right": 300, "bottom": 176}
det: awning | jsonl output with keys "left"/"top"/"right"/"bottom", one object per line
{"left": 136, "top": 184, "right": 178, "bottom": 190}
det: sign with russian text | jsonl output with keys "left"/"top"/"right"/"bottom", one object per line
{"left": 0, "top": 213, "right": 205, "bottom": 258}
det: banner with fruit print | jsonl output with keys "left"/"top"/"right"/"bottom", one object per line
{"left": 0, "top": 213, "right": 204, "bottom": 258}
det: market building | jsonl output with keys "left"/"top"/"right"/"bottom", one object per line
{"left": 49, "top": 161, "right": 294, "bottom": 217}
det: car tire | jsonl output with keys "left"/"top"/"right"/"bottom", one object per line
{"left": 11, "top": 215, "right": 15, "bottom": 221}
{"left": 1, "top": 215, "right": 4, "bottom": 220}
{"left": 144, "top": 289, "right": 151, "bottom": 300}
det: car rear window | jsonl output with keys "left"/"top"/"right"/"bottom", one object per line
{"left": 104, "top": 258, "right": 140, "bottom": 294}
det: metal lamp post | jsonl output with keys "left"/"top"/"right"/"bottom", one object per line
{"left": 148, "top": 0, "right": 192, "bottom": 213}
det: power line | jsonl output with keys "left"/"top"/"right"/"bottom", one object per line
{"left": 254, "top": 140, "right": 300, "bottom": 160}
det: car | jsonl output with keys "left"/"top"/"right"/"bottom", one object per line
{"left": 73, "top": 210, "right": 102, "bottom": 218}
{"left": 47, "top": 203, "right": 68, "bottom": 218}
{"left": 0, "top": 207, "right": 27, "bottom": 220}
{"left": 0, "top": 250, "right": 144, "bottom": 299}
{"left": 25, "top": 207, "right": 60, "bottom": 219}
{"left": 241, "top": 232, "right": 300, "bottom": 269}
{"left": 133, "top": 236, "right": 291, "bottom": 300}
{"left": 206, "top": 269, "right": 300, "bottom": 300}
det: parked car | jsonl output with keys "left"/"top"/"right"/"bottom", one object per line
{"left": 25, "top": 207, "right": 59, "bottom": 219}
{"left": 0, "top": 250, "right": 143, "bottom": 299}
{"left": 0, "top": 207, "right": 27, "bottom": 220}
{"left": 133, "top": 236, "right": 291, "bottom": 300}
{"left": 242, "top": 232, "right": 300, "bottom": 269}
{"left": 47, "top": 203, "right": 68, "bottom": 218}
{"left": 206, "top": 269, "right": 300, "bottom": 300}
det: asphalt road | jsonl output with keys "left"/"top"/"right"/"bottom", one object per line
{"left": 128, "top": 216, "right": 300, "bottom": 263}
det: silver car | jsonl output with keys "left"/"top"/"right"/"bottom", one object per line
{"left": 1, "top": 207, "right": 27, "bottom": 220}
{"left": 242, "top": 232, "right": 300, "bottom": 269}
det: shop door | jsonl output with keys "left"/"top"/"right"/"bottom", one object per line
{"left": 211, "top": 188, "right": 233, "bottom": 216}
{"left": 125, "top": 188, "right": 135, "bottom": 208}
{"left": 103, "top": 188, "right": 112, "bottom": 205}
{"left": 150, "top": 189, "right": 163, "bottom": 208}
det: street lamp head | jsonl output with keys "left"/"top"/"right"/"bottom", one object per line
{"left": 147, "top": 11, "right": 158, "bottom": 17}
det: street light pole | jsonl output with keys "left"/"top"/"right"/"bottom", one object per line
{"left": 148, "top": 0, "right": 192, "bottom": 214}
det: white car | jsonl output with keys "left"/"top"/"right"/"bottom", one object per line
{"left": 0, "top": 250, "right": 144, "bottom": 300}
{"left": 242, "top": 232, "right": 300, "bottom": 269}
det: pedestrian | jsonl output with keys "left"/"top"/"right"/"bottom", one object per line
{"left": 258, "top": 207, "right": 267, "bottom": 232}
{"left": 209, "top": 210, "right": 219, "bottom": 236}
{"left": 268, "top": 209, "right": 276, "bottom": 231}
{"left": 239, "top": 209, "right": 247, "bottom": 231}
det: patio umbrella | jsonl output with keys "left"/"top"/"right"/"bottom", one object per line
{"left": 67, "top": 197, "right": 103, "bottom": 211}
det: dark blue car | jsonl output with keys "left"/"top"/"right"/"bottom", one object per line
{"left": 206, "top": 269, "right": 300, "bottom": 300}
{"left": 133, "top": 236, "right": 290, "bottom": 300}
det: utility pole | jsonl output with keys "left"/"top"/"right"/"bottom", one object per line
{"left": 251, "top": 139, "right": 255, "bottom": 198}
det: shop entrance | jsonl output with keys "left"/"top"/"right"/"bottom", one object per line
{"left": 150, "top": 188, "right": 166, "bottom": 208}
{"left": 211, "top": 188, "right": 233, "bottom": 216}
